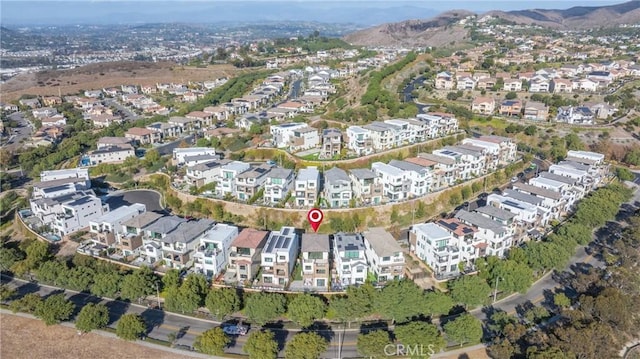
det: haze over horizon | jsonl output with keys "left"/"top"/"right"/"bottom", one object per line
{"left": 0, "top": 0, "right": 629, "bottom": 27}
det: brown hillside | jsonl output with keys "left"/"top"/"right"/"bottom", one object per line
{"left": 0, "top": 61, "right": 241, "bottom": 102}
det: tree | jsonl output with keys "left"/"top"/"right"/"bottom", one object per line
{"left": 119, "top": 267, "right": 158, "bottom": 303}
{"left": 423, "top": 290, "right": 454, "bottom": 316}
{"left": 554, "top": 293, "right": 571, "bottom": 309}
{"left": 243, "top": 330, "right": 278, "bottom": 359}
{"left": 0, "top": 247, "right": 25, "bottom": 272}
{"left": 284, "top": 332, "right": 328, "bottom": 359}
{"left": 394, "top": 321, "right": 445, "bottom": 356}
{"left": 357, "top": 330, "right": 392, "bottom": 359}
{"left": 34, "top": 293, "right": 75, "bottom": 325}
{"left": 91, "top": 272, "right": 121, "bottom": 298}
{"left": 205, "top": 287, "right": 240, "bottom": 319}
{"left": 244, "top": 292, "right": 286, "bottom": 325}
{"left": 24, "top": 240, "right": 51, "bottom": 270}
{"left": 194, "top": 327, "right": 229, "bottom": 355}
{"left": 375, "top": 280, "right": 427, "bottom": 323}
{"left": 615, "top": 167, "right": 635, "bottom": 181}
{"left": 505, "top": 91, "right": 517, "bottom": 100}
{"left": 0, "top": 284, "right": 16, "bottom": 301}
{"left": 287, "top": 293, "right": 326, "bottom": 328}
{"left": 162, "top": 269, "right": 181, "bottom": 290}
{"left": 116, "top": 314, "right": 146, "bottom": 341}
{"left": 75, "top": 303, "right": 109, "bottom": 333}
{"left": 9, "top": 293, "right": 42, "bottom": 314}
{"left": 443, "top": 313, "right": 483, "bottom": 346}
{"left": 524, "top": 125, "right": 537, "bottom": 136}
{"left": 448, "top": 275, "right": 491, "bottom": 308}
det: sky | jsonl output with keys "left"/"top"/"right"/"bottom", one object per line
{"left": 0, "top": 0, "right": 629, "bottom": 26}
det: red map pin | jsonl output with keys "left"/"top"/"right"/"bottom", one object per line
{"left": 307, "top": 208, "right": 324, "bottom": 232}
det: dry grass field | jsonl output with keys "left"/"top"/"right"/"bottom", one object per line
{"left": 0, "top": 61, "right": 242, "bottom": 102}
{"left": 0, "top": 314, "right": 196, "bottom": 359}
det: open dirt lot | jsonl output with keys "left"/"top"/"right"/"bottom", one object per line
{"left": 0, "top": 61, "right": 242, "bottom": 102}
{"left": 0, "top": 314, "right": 196, "bottom": 359}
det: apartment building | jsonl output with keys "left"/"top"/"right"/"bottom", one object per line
{"left": 261, "top": 226, "right": 300, "bottom": 288}
{"left": 227, "top": 228, "right": 269, "bottom": 284}
{"left": 193, "top": 223, "right": 239, "bottom": 279}
{"left": 362, "top": 227, "right": 405, "bottom": 282}
{"left": 333, "top": 232, "right": 368, "bottom": 287}
{"left": 264, "top": 168, "right": 295, "bottom": 205}
{"left": 300, "top": 233, "right": 331, "bottom": 289}
{"left": 349, "top": 169, "right": 383, "bottom": 206}
{"left": 323, "top": 167, "right": 352, "bottom": 208}
{"left": 89, "top": 203, "right": 146, "bottom": 246}
{"left": 294, "top": 167, "right": 320, "bottom": 207}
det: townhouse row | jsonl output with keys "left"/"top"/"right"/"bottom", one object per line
{"left": 83, "top": 208, "right": 405, "bottom": 290}
{"left": 180, "top": 135, "right": 517, "bottom": 208}
{"left": 409, "top": 150, "right": 608, "bottom": 279}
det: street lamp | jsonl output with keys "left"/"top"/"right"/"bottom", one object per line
{"left": 155, "top": 281, "right": 161, "bottom": 309}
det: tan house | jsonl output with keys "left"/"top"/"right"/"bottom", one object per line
{"left": 42, "top": 96, "right": 62, "bottom": 107}
{"left": 499, "top": 99, "right": 523, "bottom": 117}
{"left": 301, "top": 233, "right": 331, "bottom": 289}
{"left": 550, "top": 78, "right": 573, "bottom": 93}
{"left": 471, "top": 97, "right": 496, "bottom": 115}
{"left": 117, "top": 212, "right": 163, "bottom": 257}
{"left": 227, "top": 228, "right": 269, "bottom": 284}
{"left": 186, "top": 111, "right": 214, "bottom": 127}
{"left": 523, "top": 101, "right": 549, "bottom": 121}
{"left": 125, "top": 127, "right": 161, "bottom": 145}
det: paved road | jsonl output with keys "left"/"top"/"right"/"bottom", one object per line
{"left": 2, "top": 112, "right": 33, "bottom": 150}
{"left": 104, "top": 99, "right": 141, "bottom": 121}
{"left": 155, "top": 135, "right": 195, "bottom": 156}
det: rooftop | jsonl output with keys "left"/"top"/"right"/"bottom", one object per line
{"left": 232, "top": 228, "right": 270, "bottom": 249}
{"left": 263, "top": 226, "right": 298, "bottom": 254}
{"left": 297, "top": 167, "right": 319, "bottom": 182}
{"left": 121, "top": 211, "right": 163, "bottom": 229}
{"left": 454, "top": 210, "right": 505, "bottom": 233}
{"left": 162, "top": 219, "right": 216, "bottom": 244}
{"left": 333, "top": 232, "right": 365, "bottom": 253}
{"left": 144, "top": 215, "right": 187, "bottom": 235}
{"left": 362, "top": 227, "right": 403, "bottom": 257}
{"left": 301, "top": 233, "right": 330, "bottom": 253}
{"left": 324, "top": 167, "right": 350, "bottom": 184}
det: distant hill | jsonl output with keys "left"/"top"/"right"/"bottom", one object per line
{"left": 486, "top": 0, "right": 640, "bottom": 29}
{"left": 344, "top": 1, "right": 640, "bottom": 47}
{"left": 343, "top": 10, "right": 474, "bottom": 47}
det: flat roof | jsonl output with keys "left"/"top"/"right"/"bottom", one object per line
{"left": 362, "top": 227, "right": 403, "bottom": 257}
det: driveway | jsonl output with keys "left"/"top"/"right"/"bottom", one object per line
{"left": 106, "top": 189, "right": 164, "bottom": 212}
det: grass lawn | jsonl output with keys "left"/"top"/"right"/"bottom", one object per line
{"left": 299, "top": 152, "right": 320, "bottom": 161}
{"left": 469, "top": 117, "right": 509, "bottom": 130}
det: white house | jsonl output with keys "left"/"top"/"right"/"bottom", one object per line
{"left": 371, "top": 162, "right": 410, "bottom": 202}
{"left": 40, "top": 168, "right": 90, "bottom": 185}
{"left": 260, "top": 226, "right": 300, "bottom": 287}
{"left": 88, "top": 145, "right": 135, "bottom": 165}
{"left": 215, "top": 161, "right": 251, "bottom": 196}
{"left": 388, "top": 160, "right": 432, "bottom": 197}
{"left": 193, "top": 223, "right": 239, "bottom": 279}
{"left": 300, "top": 233, "right": 331, "bottom": 289}
{"left": 89, "top": 203, "right": 146, "bottom": 246}
{"left": 294, "top": 167, "right": 320, "bottom": 207}
{"left": 264, "top": 168, "right": 295, "bottom": 204}
{"left": 173, "top": 147, "right": 217, "bottom": 165}
{"left": 333, "top": 232, "right": 368, "bottom": 287}
{"left": 346, "top": 126, "right": 372, "bottom": 156}
{"left": 362, "top": 227, "right": 405, "bottom": 283}
{"left": 30, "top": 191, "right": 110, "bottom": 237}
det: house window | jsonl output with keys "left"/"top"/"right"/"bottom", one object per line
{"left": 264, "top": 276, "right": 272, "bottom": 283}
{"left": 239, "top": 265, "right": 246, "bottom": 270}
{"left": 304, "top": 265, "right": 312, "bottom": 271}
{"left": 382, "top": 256, "right": 390, "bottom": 262}
{"left": 342, "top": 265, "right": 349, "bottom": 270}
{"left": 237, "top": 247, "right": 251, "bottom": 256}
{"left": 356, "top": 267, "right": 364, "bottom": 273}
{"left": 264, "top": 257, "right": 273, "bottom": 263}
{"left": 308, "top": 251, "right": 323, "bottom": 260}
{"left": 278, "top": 255, "right": 286, "bottom": 261}
{"left": 344, "top": 250, "right": 360, "bottom": 259}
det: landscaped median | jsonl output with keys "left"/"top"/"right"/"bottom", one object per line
{"left": 142, "top": 160, "right": 528, "bottom": 232}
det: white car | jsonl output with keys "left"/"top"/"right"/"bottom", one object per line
{"left": 222, "top": 325, "right": 248, "bottom": 336}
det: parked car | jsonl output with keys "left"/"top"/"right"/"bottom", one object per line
{"left": 510, "top": 176, "right": 518, "bottom": 183}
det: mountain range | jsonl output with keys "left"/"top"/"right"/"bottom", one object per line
{"left": 344, "top": 1, "right": 640, "bottom": 46}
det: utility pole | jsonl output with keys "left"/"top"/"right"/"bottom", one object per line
{"left": 155, "top": 281, "right": 161, "bottom": 309}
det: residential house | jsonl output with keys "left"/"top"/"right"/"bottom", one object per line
{"left": 185, "top": 159, "right": 230, "bottom": 187}
{"left": 294, "top": 167, "right": 320, "bottom": 207}
{"left": 349, "top": 169, "right": 383, "bottom": 206}
{"left": 486, "top": 193, "right": 543, "bottom": 229}
{"left": 173, "top": 148, "right": 217, "bottom": 165}
{"left": 503, "top": 78, "right": 522, "bottom": 92}
{"left": 264, "top": 168, "right": 295, "bottom": 205}
{"left": 140, "top": 216, "right": 187, "bottom": 264}
{"left": 89, "top": 204, "right": 146, "bottom": 247}
{"left": 321, "top": 128, "right": 342, "bottom": 159}
{"left": 388, "top": 160, "right": 432, "bottom": 197}
{"left": 193, "top": 223, "right": 239, "bottom": 279}
{"left": 435, "top": 72, "right": 454, "bottom": 90}
{"left": 227, "top": 228, "right": 269, "bottom": 284}
{"left": 472, "top": 97, "right": 495, "bottom": 115}
{"left": 371, "top": 162, "right": 410, "bottom": 202}
{"left": 87, "top": 145, "right": 135, "bottom": 165}
{"left": 186, "top": 111, "right": 214, "bottom": 127}
{"left": 30, "top": 191, "right": 110, "bottom": 237}
{"left": 260, "top": 226, "right": 300, "bottom": 288}
{"left": 236, "top": 164, "right": 272, "bottom": 202}
{"left": 332, "top": 232, "right": 368, "bottom": 287}
{"left": 146, "top": 122, "right": 182, "bottom": 139}
{"left": 362, "top": 122, "right": 401, "bottom": 151}
{"left": 362, "top": 228, "right": 405, "bottom": 283}
{"left": 125, "top": 127, "right": 161, "bottom": 145}
{"left": 168, "top": 117, "right": 201, "bottom": 132}
{"left": 323, "top": 167, "right": 352, "bottom": 208}
{"left": 523, "top": 101, "right": 549, "bottom": 121}
{"left": 40, "top": 168, "right": 90, "bottom": 184}
{"left": 556, "top": 106, "right": 594, "bottom": 125}
{"left": 346, "top": 126, "right": 372, "bottom": 156}
{"left": 587, "top": 71, "right": 613, "bottom": 86}
{"left": 96, "top": 137, "right": 133, "bottom": 149}
{"left": 550, "top": 78, "right": 573, "bottom": 93}
{"left": 216, "top": 161, "right": 251, "bottom": 197}
{"left": 157, "top": 219, "right": 216, "bottom": 269}
{"left": 117, "top": 212, "right": 163, "bottom": 257}
{"left": 290, "top": 127, "right": 320, "bottom": 152}
{"left": 477, "top": 77, "right": 497, "bottom": 90}
{"left": 300, "top": 233, "right": 331, "bottom": 289}
{"left": 416, "top": 153, "right": 458, "bottom": 188}
{"left": 456, "top": 76, "right": 476, "bottom": 91}
{"left": 454, "top": 210, "right": 513, "bottom": 257}
{"left": 270, "top": 123, "right": 318, "bottom": 151}
{"left": 573, "top": 78, "right": 599, "bottom": 92}
{"left": 433, "top": 146, "right": 485, "bottom": 180}
{"left": 499, "top": 100, "right": 522, "bottom": 117}
{"left": 512, "top": 183, "right": 565, "bottom": 220}
{"left": 410, "top": 222, "right": 460, "bottom": 278}
{"left": 529, "top": 77, "right": 550, "bottom": 93}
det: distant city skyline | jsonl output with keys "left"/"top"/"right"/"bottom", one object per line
{"left": 0, "top": 0, "right": 628, "bottom": 26}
